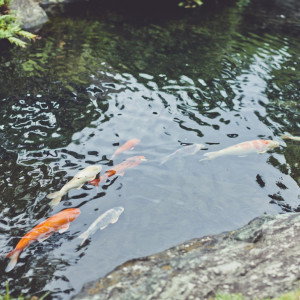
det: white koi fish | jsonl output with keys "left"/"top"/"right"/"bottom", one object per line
{"left": 200, "top": 139, "right": 279, "bottom": 161}
{"left": 281, "top": 134, "right": 300, "bottom": 142}
{"left": 47, "top": 165, "right": 102, "bottom": 206}
{"left": 78, "top": 206, "right": 124, "bottom": 246}
{"left": 160, "top": 143, "right": 206, "bottom": 165}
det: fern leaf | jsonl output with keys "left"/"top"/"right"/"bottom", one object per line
{"left": 8, "top": 36, "right": 27, "bottom": 47}
{"left": 17, "top": 30, "right": 37, "bottom": 40}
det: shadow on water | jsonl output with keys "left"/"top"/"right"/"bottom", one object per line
{"left": 0, "top": 0, "right": 300, "bottom": 298}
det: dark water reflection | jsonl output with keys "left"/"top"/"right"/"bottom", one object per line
{"left": 0, "top": 0, "right": 300, "bottom": 298}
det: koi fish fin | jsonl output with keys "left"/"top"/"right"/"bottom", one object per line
{"left": 78, "top": 231, "right": 90, "bottom": 246}
{"left": 38, "top": 233, "right": 52, "bottom": 242}
{"left": 77, "top": 184, "right": 85, "bottom": 190}
{"left": 47, "top": 191, "right": 60, "bottom": 199}
{"left": 100, "top": 224, "right": 108, "bottom": 230}
{"left": 5, "top": 250, "right": 21, "bottom": 272}
{"left": 199, "top": 151, "right": 217, "bottom": 162}
{"left": 89, "top": 179, "right": 100, "bottom": 187}
{"left": 106, "top": 170, "right": 117, "bottom": 177}
{"left": 281, "top": 134, "right": 291, "bottom": 140}
{"left": 110, "top": 217, "right": 119, "bottom": 224}
{"left": 258, "top": 150, "right": 266, "bottom": 154}
{"left": 50, "top": 194, "right": 63, "bottom": 207}
{"left": 58, "top": 223, "right": 70, "bottom": 234}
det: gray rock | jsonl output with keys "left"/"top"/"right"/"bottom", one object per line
{"left": 73, "top": 213, "right": 300, "bottom": 300}
{"left": 10, "top": 0, "right": 48, "bottom": 30}
{"left": 39, "top": 0, "right": 80, "bottom": 7}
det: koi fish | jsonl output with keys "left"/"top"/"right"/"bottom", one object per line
{"left": 78, "top": 207, "right": 124, "bottom": 246}
{"left": 200, "top": 139, "right": 279, "bottom": 161}
{"left": 47, "top": 165, "right": 102, "bottom": 206}
{"left": 5, "top": 208, "right": 80, "bottom": 272}
{"left": 281, "top": 134, "right": 300, "bottom": 141}
{"left": 160, "top": 143, "right": 206, "bottom": 165}
{"left": 110, "top": 139, "right": 140, "bottom": 160}
{"left": 89, "top": 156, "right": 146, "bottom": 187}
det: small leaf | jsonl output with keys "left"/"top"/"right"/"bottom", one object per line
{"left": 8, "top": 36, "right": 27, "bottom": 47}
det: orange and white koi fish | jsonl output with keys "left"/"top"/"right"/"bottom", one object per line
{"left": 5, "top": 208, "right": 80, "bottom": 272}
{"left": 110, "top": 139, "right": 140, "bottom": 160}
{"left": 200, "top": 140, "right": 279, "bottom": 161}
{"left": 160, "top": 143, "right": 206, "bottom": 165}
{"left": 281, "top": 134, "right": 300, "bottom": 142}
{"left": 89, "top": 156, "right": 146, "bottom": 187}
{"left": 47, "top": 165, "right": 102, "bottom": 206}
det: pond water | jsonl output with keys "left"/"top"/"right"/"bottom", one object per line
{"left": 0, "top": 0, "right": 300, "bottom": 298}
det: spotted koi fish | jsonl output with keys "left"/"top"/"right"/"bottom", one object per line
{"left": 89, "top": 156, "right": 146, "bottom": 186}
{"left": 200, "top": 139, "right": 279, "bottom": 161}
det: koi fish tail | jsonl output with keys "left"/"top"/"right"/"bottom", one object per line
{"left": 199, "top": 151, "right": 218, "bottom": 162}
{"left": 47, "top": 191, "right": 62, "bottom": 206}
{"left": 160, "top": 155, "right": 172, "bottom": 165}
{"left": 5, "top": 249, "right": 21, "bottom": 272}
{"left": 281, "top": 134, "right": 291, "bottom": 140}
{"left": 78, "top": 231, "right": 89, "bottom": 246}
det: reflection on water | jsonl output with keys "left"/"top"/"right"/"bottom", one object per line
{"left": 0, "top": 0, "right": 300, "bottom": 298}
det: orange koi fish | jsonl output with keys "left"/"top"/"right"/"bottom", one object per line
{"left": 89, "top": 156, "right": 146, "bottom": 187}
{"left": 5, "top": 208, "right": 80, "bottom": 272}
{"left": 200, "top": 139, "right": 279, "bottom": 161}
{"left": 110, "top": 139, "right": 140, "bottom": 160}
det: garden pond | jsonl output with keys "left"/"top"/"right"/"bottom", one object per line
{"left": 0, "top": 0, "right": 300, "bottom": 298}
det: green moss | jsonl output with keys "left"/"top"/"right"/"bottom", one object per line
{"left": 213, "top": 287, "right": 300, "bottom": 300}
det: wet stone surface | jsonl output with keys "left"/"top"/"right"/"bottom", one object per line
{"left": 73, "top": 213, "right": 300, "bottom": 300}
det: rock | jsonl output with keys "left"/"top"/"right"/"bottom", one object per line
{"left": 9, "top": 0, "right": 48, "bottom": 30}
{"left": 73, "top": 213, "right": 300, "bottom": 299}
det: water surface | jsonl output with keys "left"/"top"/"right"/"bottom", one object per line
{"left": 0, "top": 0, "right": 300, "bottom": 298}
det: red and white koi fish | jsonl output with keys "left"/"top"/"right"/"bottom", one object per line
{"left": 5, "top": 208, "right": 80, "bottom": 272}
{"left": 160, "top": 143, "right": 206, "bottom": 165}
{"left": 110, "top": 139, "right": 140, "bottom": 160}
{"left": 89, "top": 156, "right": 146, "bottom": 187}
{"left": 281, "top": 134, "right": 300, "bottom": 142}
{"left": 47, "top": 165, "right": 102, "bottom": 206}
{"left": 200, "top": 139, "right": 279, "bottom": 161}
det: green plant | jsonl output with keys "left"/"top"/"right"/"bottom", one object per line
{"left": 0, "top": 0, "right": 38, "bottom": 47}
{"left": 178, "top": 0, "right": 203, "bottom": 8}
{"left": 0, "top": 282, "right": 50, "bottom": 300}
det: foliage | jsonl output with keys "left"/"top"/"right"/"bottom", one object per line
{"left": 178, "top": 0, "right": 203, "bottom": 8}
{"left": 0, "top": 282, "right": 50, "bottom": 300}
{"left": 0, "top": 0, "right": 38, "bottom": 47}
